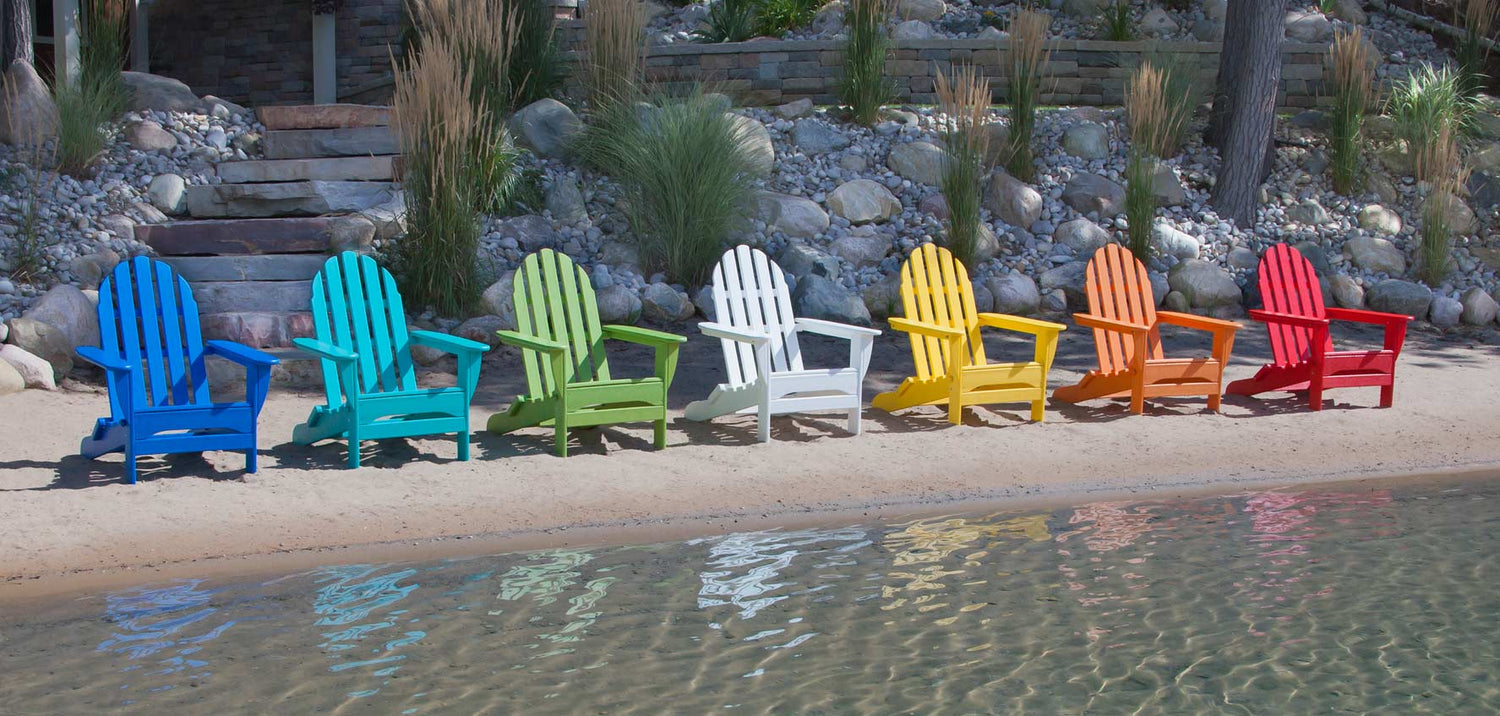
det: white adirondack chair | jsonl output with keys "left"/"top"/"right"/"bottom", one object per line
{"left": 685, "top": 246, "right": 881, "bottom": 442}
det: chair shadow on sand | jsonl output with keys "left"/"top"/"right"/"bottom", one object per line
{"left": 0, "top": 452, "right": 249, "bottom": 491}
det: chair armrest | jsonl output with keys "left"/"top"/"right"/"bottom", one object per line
{"left": 1325, "top": 307, "right": 1413, "bottom": 326}
{"left": 1247, "top": 310, "right": 1330, "bottom": 330}
{"left": 293, "top": 337, "right": 358, "bottom": 363}
{"left": 888, "top": 317, "right": 965, "bottom": 339}
{"left": 495, "top": 330, "right": 567, "bottom": 354}
{"left": 1073, "top": 313, "right": 1151, "bottom": 334}
{"left": 795, "top": 317, "right": 881, "bottom": 339}
{"left": 699, "top": 321, "right": 770, "bottom": 345}
{"left": 976, "top": 313, "right": 1067, "bottom": 336}
{"left": 411, "top": 330, "right": 490, "bottom": 356}
{"left": 602, "top": 324, "right": 688, "bottom": 346}
{"left": 76, "top": 346, "right": 134, "bottom": 374}
{"left": 206, "top": 340, "right": 281, "bottom": 367}
{"left": 1157, "top": 311, "right": 1242, "bottom": 334}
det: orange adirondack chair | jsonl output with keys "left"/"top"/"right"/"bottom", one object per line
{"left": 1053, "top": 244, "right": 1241, "bottom": 414}
{"left": 1227, "top": 243, "right": 1410, "bottom": 409}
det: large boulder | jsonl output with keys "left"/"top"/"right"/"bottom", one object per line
{"left": 510, "top": 98, "right": 581, "bottom": 158}
{"left": 1343, "top": 235, "right": 1406, "bottom": 275}
{"left": 148, "top": 174, "right": 187, "bottom": 215}
{"left": 1152, "top": 220, "right": 1201, "bottom": 260}
{"left": 757, "top": 191, "right": 829, "bottom": 238}
{"left": 792, "top": 275, "right": 872, "bottom": 326}
{"left": 1062, "top": 122, "right": 1109, "bottom": 160}
{"left": 1141, "top": 6, "right": 1179, "bottom": 35}
{"left": 1440, "top": 193, "right": 1478, "bottom": 235}
{"left": 985, "top": 170, "right": 1043, "bottom": 228}
{"left": 1287, "top": 198, "right": 1331, "bottom": 226}
{"left": 496, "top": 214, "right": 559, "bottom": 251}
{"left": 1039, "top": 260, "right": 1090, "bottom": 310}
{"left": 0, "top": 344, "right": 55, "bottom": 390}
{"left": 728, "top": 114, "right": 775, "bottom": 177}
{"left": 987, "top": 274, "right": 1041, "bottom": 315}
{"left": 1330, "top": 274, "right": 1365, "bottom": 308}
{"left": 595, "top": 285, "right": 643, "bottom": 324}
{"left": 1151, "top": 163, "right": 1187, "bottom": 206}
{"left": 545, "top": 179, "right": 588, "bottom": 225}
{"left": 827, "top": 179, "right": 900, "bottom": 224}
{"left": 779, "top": 243, "right": 840, "bottom": 280}
{"left": 3, "top": 318, "right": 72, "bottom": 380}
{"left": 1357, "top": 204, "right": 1402, "bottom": 235}
{"left": 480, "top": 271, "right": 519, "bottom": 330}
{"left": 1168, "top": 260, "right": 1240, "bottom": 308}
{"left": 642, "top": 283, "right": 695, "bottom": 323}
{"left": 830, "top": 232, "right": 890, "bottom": 268}
{"left": 898, "top": 0, "right": 946, "bottom": 21}
{"left": 1461, "top": 287, "right": 1499, "bottom": 325}
{"left": 1429, "top": 295, "right": 1462, "bottom": 328}
{"left": 1062, "top": 173, "right": 1125, "bottom": 217}
{"left": 1054, "top": 218, "right": 1110, "bottom": 256}
{"left": 1330, "top": 0, "right": 1367, "bottom": 24}
{"left": 0, "top": 357, "right": 23, "bottom": 396}
{"left": 122, "top": 71, "right": 202, "bottom": 112}
{"left": 1366, "top": 279, "right": 1432, "bottom": 319}
{"left": 0, "top": 60, "right": 57, "bottom": 146}
{"left": 125, "top": 120, "right": 177, "bottom": 152}
{"left": 23, "top": 284, "right": 99, "bottom": 352}
{"left": 860, "top": 273, "right": 902, "bottom": 320}
{"left": 1285, "top": 10, "right": 1333, "bottom": 43}
{"left": 886, "top": 141, "right": 947, "bottom": 185}
{"left": 791, "top": 118, "right": 850, "bottom": 154}
{"left": 892, "top": 19, "right": 936, "bottom": 39}
{"left": 456, "top": 316, "right": 507, "bottom": 349}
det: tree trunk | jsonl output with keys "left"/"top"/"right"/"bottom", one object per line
{"left": 2, "top": 0, "right": 33, "bottom": 67}
{"left": 1211, "top": 0, "right": 1286, "bottom": 227}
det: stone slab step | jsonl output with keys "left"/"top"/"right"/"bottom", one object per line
{"left": 163, "top": 254, "right": 328, "bottom": 282}
{"left": 257, "top": 104, "right": 391, "bottom": 131}
{"left": 200, "top": 312, "right": 315, "bottom": 349}
{"left": 194, "top": 281, "right": 313, "bottom": 315}
{"left": 186, "top": 181, "right": 398, "bottom": 219}
{"left": 263, "top": 127, "right": 397, "bottom": 159}
{"left": 137, "top": 217, "right": 373, "bottom": 255}
{"left": 217, "top": 156, "right": 395, "bottom": 183}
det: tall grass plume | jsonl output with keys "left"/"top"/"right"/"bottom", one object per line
{"left": 584, "top": 0, "right": 648, "bottom": 107}
{"left": 1457, "top": 0, "right": 1497, "bottom": 98}
{"left": 1005, "top": 8, "right": 1050, "bottom": 181}
{"left": 1327, "top": 28, "right": 1377, "bottom": 195}
{"left": 1388, "top": 63, "right": 1471, "bottom": 183}
{"left": 935, "top": 63, "right": 992, "bottom": 270}
{"left": 841, "top": 0, "right": 896, "bottom": 126}
{"left": 1418, "top": 125, "right": 1468, "bottom": 285}
{"left": 1124, "top": 62, "right": 1179, "bottom": 259}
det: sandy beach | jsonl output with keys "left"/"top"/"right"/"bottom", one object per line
{"left": 2, "top": 317, "right": 1498, "bottom": 602}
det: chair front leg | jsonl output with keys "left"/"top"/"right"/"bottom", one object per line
{"left": 1207, "top": 327, "right": 1237, "bottom": 413}
{"left": 1130, "top": 331, "right": 1149, "bottom": 415}
{"left": 1307, "top": 325, "right": 1329, "bottom": 411}
{"left": 946, "top": 335, "right": 965, "bottom": 425}
{"left": 340, "top": 362, "right": 362, "bottom": 469}
{"left": 848, "top": 334, "right": 874, "bottom": 435}
{"left": 653, "top": 343, "right": 682, "bottom": 450}
{"left": 549, "top": 352, "right": 571, "bottom": 457}
{"left": 755, "top": 341, "right": 773, "bottom": 444}
{"left": 1031, "top": 330, "right": 1061, "bottom": 422}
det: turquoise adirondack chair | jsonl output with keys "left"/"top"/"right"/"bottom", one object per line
{"left": 487, "top": 249, "right": 685, "bottom": 457}
{"left": 292, "top": 252, "right": 489, "bottom": 467}
{"left": 78, "top": 256, "right": 280, "bottom": 483}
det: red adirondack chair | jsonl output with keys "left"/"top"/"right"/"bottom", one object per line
{"left": 1227, "top": 244, "right": 1411, "bottom": 410}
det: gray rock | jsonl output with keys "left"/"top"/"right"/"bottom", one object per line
{"left": 121, "top": 71, "right": 203, "bottom": 112}
{"left": 779, "top": 243, "right": 840, "bottom": 280}
{"left": 328, "top": 215, "right": 377, "bottom": 253}
{"left": 1357, "top": 204, "right": 1402, "bottom": 235}
{"left": 410, "top": 343, "right": 447, "bottom": 366}
{"left": 792, "top": 118, "right": 850, "bottom": 154}
{"left": 0, "top": 344, "right": 55, "bottom": 390}
{"left": 1429, "top": 295, "right": 1462, "bottom": 328}
{"left": 1287, "top": 198, "right": 1331, "bottom": 225}
{"left": 1168, "top": 260, "right": 1240, "bottom": 308}
{"left": 1152, "top": 219, "right": 1201, "bottom": 260}
{"left": 0, "top": 60, "right": 57, "bottom": 146}
{"left": 1192, "top": 16, "right": 1225, "bottom": 41}
{"left": 1062, "top": 122, "right": 1109, "bottom": 160}
{"left": 642, "top": 282, "right": 695, "bottom": 323}
{"left": 776, "top": 98, "right": 814, "bottom": 119}
{"left": 728, "top": 114, "right": 775, "bottom": 176}
{"left": 1149, "top": 271, "right": 1170, "bottom": 304}
{"left": 98, "top": 214, "right": 136, "bottom": 240}
{"left": 971, "top": 224, "right": 1001, "bottom": 263}
{"left": 0, "top": 356, "right": 23, "bottom": 396}
{"left": 1330, "top": 274, "right": 1365, "bottom": 308}
{"left": 1330, "top": 0, "right": 1367, "bottom": 24}
{"left": 545, "top": 179, "right": 588, "bottom": 225}
{"left": 23, "top": 284, "right": 99, "bottom": 352}
{"left": 595, "top": 285, "right": 643, "bottom": 325}
{"left": 792, "top": 275, "right": 872, "bottom": 326}
{"left": 497, "top": 214, "right": 559, "bottom": 251}
{"left": 830, "top": 233, "right": 889, "bottom": 268}
{"left": 3, "top": 317, "right": 71, "bottom": 379}
{"left": 186, "top": 181, "right": 398, "bottom": 218}
{"left": 886, "top": 141, "right": 947, "bottom": 185}
{"left": 1285, "top": 9, "right": 1333, "bottom": 43}
{"left": 1366, "top": 173, "right": 1400, "bottom": 205}
{"left": 456, "top": 316, "right": 507, "bottom": 349}
{"left": 1366, "top": 279, "right": 1432, "bottom": 319}
{"left": 982, "top": 123, "right": 1012, "bottom": 166}
{"left": 599, "top": 240, "right": 643, "bottom": 275}
{"left": 1343, "top": 236, "right": 1406, "bottom": 275}
{"left": 1163, "top": 290, "right": 1191, "bottom": 313}
{"left": 1060, "top": 0, "right": 1102, "bottom": 17}
{"left": 1460, "top": 287, "right": 1499, "bottom": 325}
{"left": 985, "top": 170, "right": 1044, "bottom": 228}
{"left": 126, "top": 120, "right": 178, "bottom": 152}
{"left": 827, "top": 179, "right": 900, "bottom": 224}
{"left": 70, "top": 250, "right": 121, "bottom": 287}
{"left": 148, "top": 173, "right": 187, "bottom": 215}
{"left": 1054, "top": 218, "right": 1110, "bottom": 255}
{"left": 898, "top": 0, "right": 946, "bottom": 21}
{"left": 1039, "top": 260, "right": 1090, "bottom": 310}
{"left": 1041, "top": 288, "right": 1069, "bottom": 313}
{"left": 1440, "top": 193, "right": 1478, "bottom": 235}
{"left": 1062, "top": 173, "right": 1126, "bottom": 217}
{"left": 1294, "top": 241, "right": 1333, "bottom": 276}
{"left": 988, "top": 274, "right": 1041, "bottom": 315}
{"left": 1141, "top": 6, "right": 1179, "bottom": 34}
{"left": 861, "top": 273, "right": 903, "bottom": 320}
{"left": 1151, "top": 163, "right": 1187, "bottom": 206}
{"left": 892, "top": 19, "right": 935, "bottom": 39}
{"left": 919, "top": 193, "right": 949, "bottom": 220}
{"left": 480, "top": 272, "right": 518, "bottom": 330}
{"left": 1227, "top": 246, "right": 1260, "bottom": 270}
{"left": 758, "top": 191, "right": 830, "bottom": 238}
{"left": 511, "top": 98, "right": 582, "bottom": 158}
{"left": 692, "top": 285, "right": 716, "bottom": 320}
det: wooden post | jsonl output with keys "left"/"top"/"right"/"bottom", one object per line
{"left": 130, "top": 0, "right": 148, "bottom": 72}
{"left": 312, "top": 11, "right": 336, "bottom": 104}
{"left": 53, "top": 0, "right": 80, "bottom": 87}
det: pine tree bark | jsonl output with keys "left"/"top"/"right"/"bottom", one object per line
{"left": 1211, "top": 0, "right": 1287, "bottom": 227}
{"left": 2, "top": 0, "right": 32, "bottom": 67}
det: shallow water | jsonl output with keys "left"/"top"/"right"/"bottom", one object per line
{"left": 3, "top": 478, "right": 1498, "bottom": 714}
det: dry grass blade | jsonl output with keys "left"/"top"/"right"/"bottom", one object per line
{"left": 1419, "top": 123, "right": 1469, "bottom": 285}
{"left": 1124, "top": 61, "right": 1182, "bottom": 159}
{"left": 1327, "top": 27, "right": 1378, "bottom": 194}
{"left": 935, "top": 63, "right": 992, "bottom": 268}
{"left": 1005, "top": 8, "right": 1051, "bottom": 180}
{"left": 585, "top": 0, "right": 648, "bottom": 107}
{"left": 841, "top": 0, "right": 897, "bottom": 126}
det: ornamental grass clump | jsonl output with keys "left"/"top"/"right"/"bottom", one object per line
{"left": 1388, "top": 63, "right": 1472, "bottom": 183}
{"left": 935, "top": 63, "right": 992, "bottom": 270}
{"left": 1101, "top": 0, "right": 1133, "bottom": 42}
{"left": 576, "top": 89, "right": 757, "bottom": 286}
{"left": 1, "top": 83, "right": 59, "bottom": 284}
{"left": 584, "top": 0, "right": 648, "bottom": 107}
{"left": 841, "top": 0, "right": 896, "bottom": 126}
{"left": 696, "top": 0, "right": 756, "bottom": 42}
{"left": 1124, "top": 62, "right": 1181, "bottom": 259}
{"left": 1326, "top": 28, "right": 1378, "bottom": 195}
{"left": 1418, "top": 125, "right": 1468, "bottom": 285}
{"left": 1457, "top": 0, "right": 1497, "bottom": 98}
{"left": 392, "top": 36, "right": 506, "bottom": 316}
{"left": 54, "top": 0, "right": 132, "bottom": 177}
{"left": 1005, "top": 8, "right": 1050, "bottom": 181}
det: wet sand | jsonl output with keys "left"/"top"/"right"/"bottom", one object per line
{"left": 2, "top": 318, "right": 1498, "bottom": 602}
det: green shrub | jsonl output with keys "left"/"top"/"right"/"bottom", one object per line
{"left": 576, "top": 90, "right": 757, "bottom": 286}
{"left": 1327, "top": 28, "right": 1377, "bottom": 195}
{"left": 1387, "top": 63, "right": 1471, "bottom": 182}
{"left": 935, "top": 64, "right": 992, "bottom": 270}
{"left": 1457, "top": 0, "right": 1497, "bottom": 98}
{"left": 1124, "top": 152, "right": 1155, "bottom": 259}
{"left": 1124, "top": 63, "right": 1179, "bottom": 259}
{"left": 1418, "top": 125, "right": 1466, "bottom": 285}
{"left": 755, "top": 0, "right": 819, "bottom": 37}
{"left": 1100, "top": 1, "right": 1133, "bottom": 42}
{"left": 509, "top": 0, "right": 567, "bottom": 108}
{"left": 1005, "top": 8, "right": 1050, "bottom": 181}
{"left": 696, "top": 0, "right": 757, "bottom": 42}
{"left": 80, "top": 0, "right": 130, "bottom": 117}
{"left": 840, "top": 0, "right": 896, "bottom": 126}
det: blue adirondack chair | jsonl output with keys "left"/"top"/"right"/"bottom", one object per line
{"left": 291, "top": 252, "right": 489, "bottom": 468}
{"left": 77, "top": 256, "right": 280, "bottom": 484}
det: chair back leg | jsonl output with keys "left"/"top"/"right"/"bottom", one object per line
{"left": 125, "top": 444, "right": 138, "bottom": 485}
{"left": 458, "top": 429, "right": 471, "bottom": 461}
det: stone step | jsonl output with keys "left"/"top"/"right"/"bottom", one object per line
{"left": 257, "top": 104, "right": 391, "bottom": 131}
{"left": 137, "top": 217, "right": 374, "bottom": 255}
{"left": 217, "top": 156, "right": 395, "bottom": 184}
{"left": 164, "top": 254, "right": 328, "bottom": 282}
{"left": 186, "top": 181, "right": 398, "bottom": 219}
{"left": 262, "top": 127, "right": 397, "bottom": 159}
{"left": 199, "top": 312, "right": 315, "bottom": 350}
{"left": 193, "top": 281, "right": 313, "bottom": 315}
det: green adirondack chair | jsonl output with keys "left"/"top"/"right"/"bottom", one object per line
{"left": 292, "top": 252, "right": 489, "bottom": 468}
{"left": 487, "top": 249, "right": 686, "bottom": 457}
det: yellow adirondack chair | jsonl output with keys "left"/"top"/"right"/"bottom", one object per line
{"left": 872, "top": 244, "right": 1066, "bottom": 424}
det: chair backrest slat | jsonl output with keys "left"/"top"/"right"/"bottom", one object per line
{"left": 897, "top": 244, "right": 983, "bottom": 380}
{"left": 709, "top": 247, "right": 802, "bottom": 386}
{"left": 1084, "top": 244, "right": 1162, "bottom": 374}
{"left": 512, "top": 249, "right": 610, "bottom": 396}
{"left": 95, "top": 257, "right": 209, "bottom": 410}
{"left": 309, "top": 253, "right": 418, "bottom": 398}
{"left": 1258, "top": 244, "right": 1331, "bottom": 365}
